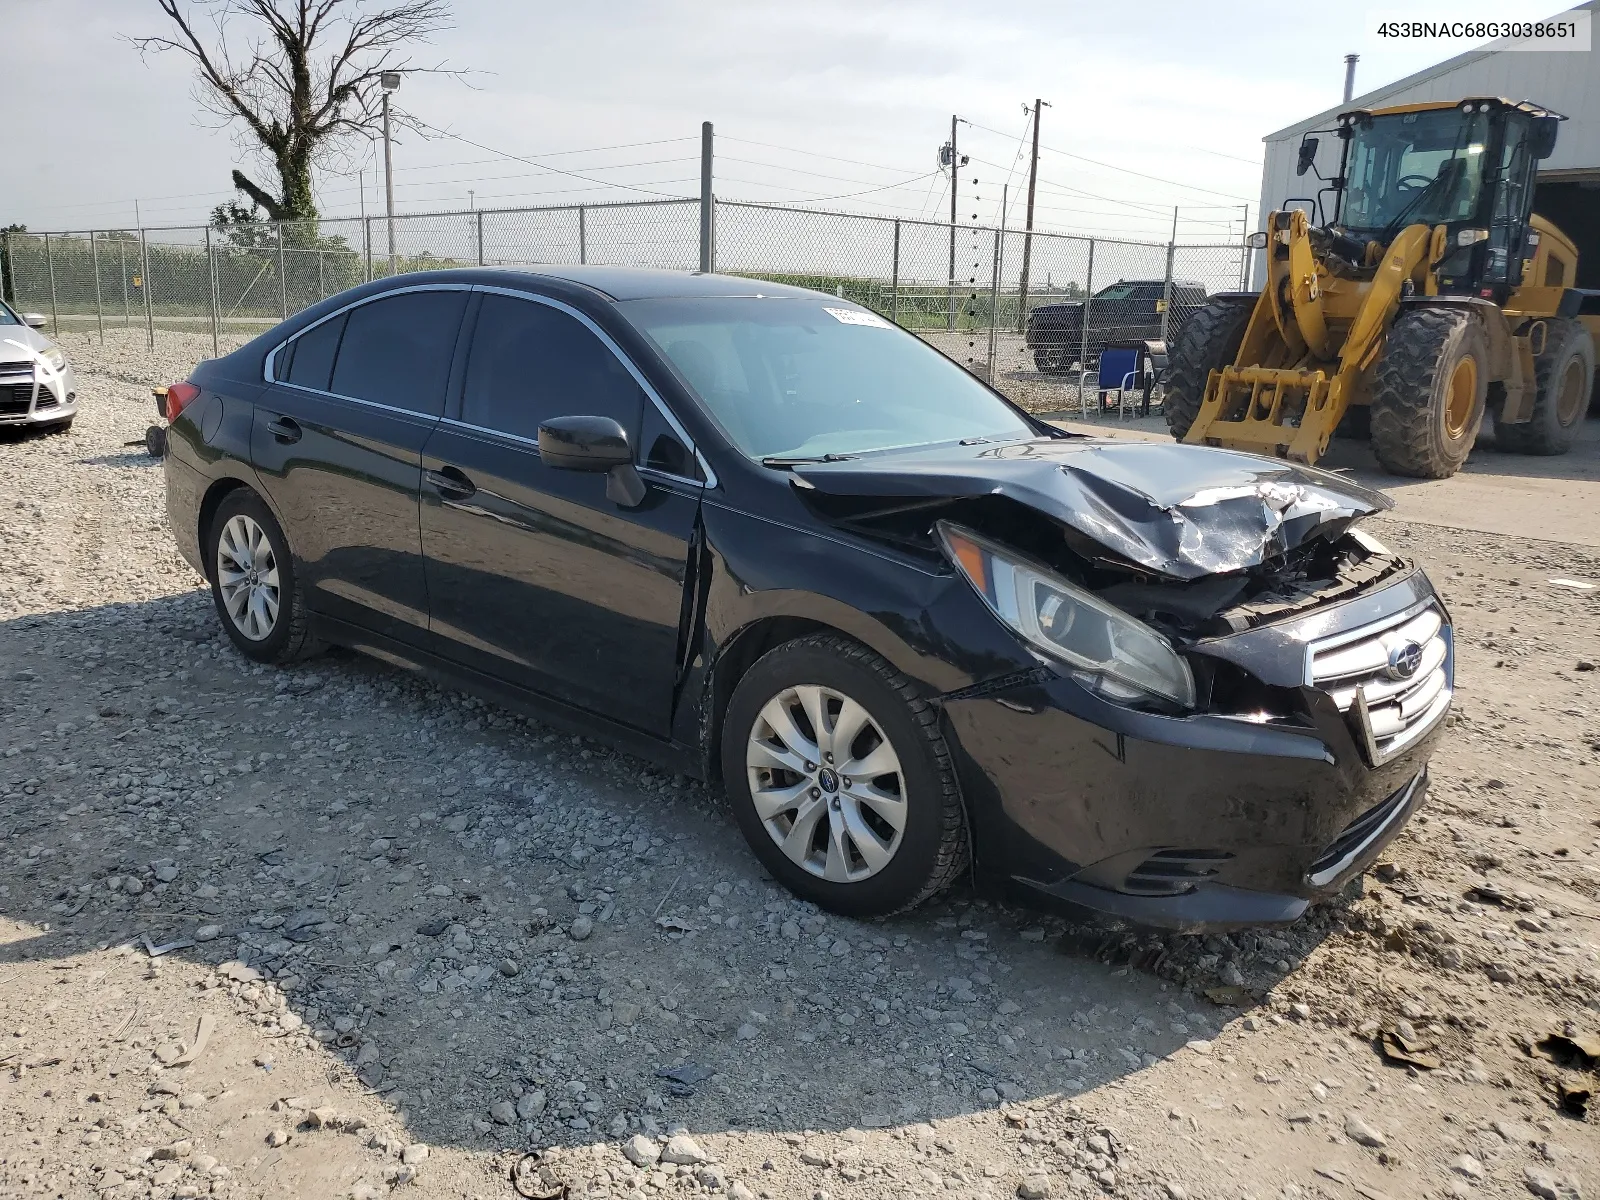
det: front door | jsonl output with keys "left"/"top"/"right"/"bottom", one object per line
{"left": 420, "top": 290, "right": 702, "bottom": 736}
{"left": 251, "top": 286, "right": 468, "bottom": 645}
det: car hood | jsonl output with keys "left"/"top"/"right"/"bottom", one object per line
{"left": 791, "top": 438, "right": 1392, "bottom": 580}
{"left": 0, "top": 323, "right": 55, "bottom": 365}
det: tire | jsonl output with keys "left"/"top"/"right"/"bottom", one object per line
{"left": 1370, "top": 307, "right": 1488, "bottom": 478}
{"left": 1493, "top": 318, "right": 1594, "bottom": 456}
{"left": 205, "top": 489, "right": 323, "bottom": 664}
{"left": 720, "top": 634, "right": 968, "bottom": 918}
{"left": 1033, "top": 347, "right": 1069, "bottom": 375}
{"left": 145, "top": 425, "right": 167, "bottom": 458}
{"left": 1163, "top": 298, "right": 1253, "bottom": 441}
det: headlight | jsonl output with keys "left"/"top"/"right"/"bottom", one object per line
{"left": 938, "top": 522, "right": 1196, "bottom": 709}
{"left": 39, "top": 346, "right": 67, "bottom": 374}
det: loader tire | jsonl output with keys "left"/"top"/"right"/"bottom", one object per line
{"left": 1369, "top": 307, "right": 1488, "bottom": 478}
{"left": 1163, "top": 297, "right": 1253, "bottom": 441}
{"left": 1493, "top": 318, "right": 1594, "bottom": 455}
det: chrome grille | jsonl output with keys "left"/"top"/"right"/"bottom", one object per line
{"left": 1307, "top": 603, "right": 1451, "bottom": 762}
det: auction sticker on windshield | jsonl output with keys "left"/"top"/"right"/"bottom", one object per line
{"left": 824, "top": 307, "right": 893, "bottom": 328}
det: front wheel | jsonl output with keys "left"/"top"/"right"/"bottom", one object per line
{"left": 206, "top": 489, "right": 323, "bottom": 664}
{"left": 1370, "top": 307, "right": 1488, "bottom": 478}
{"left": 1163, "top": 298, "right": 1253, "bottom": 441}
{"left": 721, "top": 635, "right": 968, "bottom": 917}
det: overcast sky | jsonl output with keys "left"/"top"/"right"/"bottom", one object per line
{"left": 7, "top": 0, "right": 1582, "bottom": 242}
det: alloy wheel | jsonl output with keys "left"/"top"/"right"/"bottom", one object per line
{"left": 216, "top": 513, "right": 280, "bottom": 641}
{"left": 746, "top": 684, "right": 907, "bottom": 883}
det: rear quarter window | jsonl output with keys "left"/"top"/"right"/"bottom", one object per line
{"left": 284, "top": 313, "right": 347, "bottom": 391}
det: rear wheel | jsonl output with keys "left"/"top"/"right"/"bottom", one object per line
{"left": 206, "top": 489, "right": 323, "bottom": 664}
{"left": 1163, "top": 298, "right": 1253, "bottom": 440}
{"left": 721, "top": 634, "right": 967, "bottom": 917}
{"left": 1369, "top": 307, "right": 1488, "bottom": 478}
{"left": 1493, "top": 318, "right": 1594, "bottom": 455}
{"left": 1032, "top": 347, "right": 1070, "bottom": 374}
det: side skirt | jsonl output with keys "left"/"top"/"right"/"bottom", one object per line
{"left": 310, "top": 613, "right": 707, "bottom": 780}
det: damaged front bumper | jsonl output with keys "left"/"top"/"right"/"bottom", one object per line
{"left": 941, "top": 569, "right": 1449, "bottom": 932}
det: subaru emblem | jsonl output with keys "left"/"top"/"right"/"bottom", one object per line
{"left": 1386, "top": 640, "right": 1424, "bottom": 680}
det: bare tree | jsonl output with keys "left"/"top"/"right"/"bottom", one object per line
{"left": 133, "top": 0, "right": 459, "bottom": 222}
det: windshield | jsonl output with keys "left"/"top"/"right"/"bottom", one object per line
{"left": 1340, "top": 108, "right": 1491, "bottom": 236}
{"left": 1094, "top": 283, "right": 1138, "bottom": 301}
{"left": 0, "top": 301, "right": 19, "bottom": 327}
{"left": 622, "top": 297, "right": 1034, "bottom": 461}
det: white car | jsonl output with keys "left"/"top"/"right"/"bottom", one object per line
{"left": 0, "top": 301, "right": 76, "bottom": 432}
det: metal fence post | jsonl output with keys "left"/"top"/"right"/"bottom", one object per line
{"left": 318, "top": 249, "right": 326, "bottom": 301}
{"left": 890, "top": 219, "right": 901, "bottom": 327}
{"left": 363, "top": 216, "right": 372, "bottom": 283}
{"left": 277, "top": 223, "right": 288, "bottom": 320}
{"left": 139, "top": 228, "right": 154, "bottom": 350}
{"left": 91, "top": 231, "right": 104, "bottom": 344}
{"left": 699, "top": 122, "right": 714, "bottom": 273}
{"left": 0, "top": 229, "right": 9, "bottom": 305}
{"left": 578, "top": 206, "right": 587, "bottom": 265}
{"left": 987, "top": 228, "right": 1002, "bottom": 382}
{"left": 1160, "top": 208, "right": 1177, "bottom": 343}
{"left": 206, "top": 226, "right": 220, "bottom": 356}
{"left": 45, "top": 234, "right": 59, "bottom": 336}
{"left": 1079, "top": 239, "right": 1095, "bottom": 416}
{"left": 120, "top": 239, "right": 131, "bottom": 326}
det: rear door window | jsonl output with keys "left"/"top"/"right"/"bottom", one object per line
{"left": 462, "top": 293, "right": 643, "bottom": 445}
{"left": 285, "top": 313, "right": 346, "bottom": 392}
{"left": 329, "top": 290, "right": 468, "bottom": 417}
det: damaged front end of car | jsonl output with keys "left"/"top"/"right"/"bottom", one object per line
{"left": 790, "top": 438, "right": 1450, "bottom": 930}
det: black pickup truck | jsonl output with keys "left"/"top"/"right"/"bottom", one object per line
{"left": 1025, "top": 279, "right": 1207, "bottom": 374}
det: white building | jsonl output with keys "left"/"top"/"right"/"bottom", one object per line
{"left": 1257, "top": 2, "right": 1599, "bottom": 287}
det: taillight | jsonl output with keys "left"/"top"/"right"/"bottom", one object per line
{"left": 164, "top": 382, "right": 201, "bottom": 421}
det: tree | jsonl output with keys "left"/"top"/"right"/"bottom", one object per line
{"left": 133, "top": 0, "right": 458, "bottom": 223}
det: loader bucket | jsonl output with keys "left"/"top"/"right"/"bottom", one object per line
{"left": 1184, "top": 364, "right": 1344, "bottom": 463}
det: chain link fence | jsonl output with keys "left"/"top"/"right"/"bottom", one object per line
{"left": 2, "top": 199, "right": 1253, "bottom": 415}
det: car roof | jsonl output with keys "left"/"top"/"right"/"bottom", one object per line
{"left": 468, "top": 265, "right": 831, "bottom": 302}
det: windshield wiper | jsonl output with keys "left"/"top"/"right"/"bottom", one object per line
{"left": 760, "top": 453, "right": 860, "bottom": 467}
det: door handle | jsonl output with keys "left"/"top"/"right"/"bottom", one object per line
{"left": 265, "top": 416, "right": 301, "bottom": 443}
{"left": 425, "top": 466, "right": 476, "bottom": 499}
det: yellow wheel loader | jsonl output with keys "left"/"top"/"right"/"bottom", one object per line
{"left": 1168, "top": 98, "right": 1599, "bottom": 478}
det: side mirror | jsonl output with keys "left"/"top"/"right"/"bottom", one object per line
{"left": 1530, "top": 115, "right": 1560, "bottom": 160}
{"left": 538, "top": 414, "right": 632, "bottom": 471}
{"left": 21, "top": 313, "right": 47, "bottom": 329}
{"left": 1244, "top": 231, "right": 1269, "bottom": 249}
{"left": 1295, "top": 137, "right": 1319, "bottom": 177}
{"left": 538, "top": 414, "right": 647, "bottom": 507}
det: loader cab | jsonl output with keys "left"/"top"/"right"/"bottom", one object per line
{"left": 1329, "top": 99, "right": 1563, "bottom": 302}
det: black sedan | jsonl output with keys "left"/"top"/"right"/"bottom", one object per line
{"left": 162, "top": 267, "right": 1451, "bottom": 929}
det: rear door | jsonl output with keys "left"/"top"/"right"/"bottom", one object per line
{"left": 252, "top": 286, "right": 469, "bottom": 645}
{"left": 420, "top": 289, "right": 705, "bottom": 736}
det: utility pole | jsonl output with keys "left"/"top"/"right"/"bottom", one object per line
{"left": 948, "top": 114, "right": 958, "bottom": 332}
{"left": 1343, "top": 54, "right": 1359, "bottom": 103}
{"left": 468, "top": 190, "right": 475, "bottom": 211}
{"left": 1016, "top": 98, "right": 1049, "bottom": 332}
{"left": 381, "top": 71, "right": 401, "bottom": 275}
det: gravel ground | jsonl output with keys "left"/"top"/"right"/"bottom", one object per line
{"left": 1, "top": 326, "right": 1597, "bottom": 1200}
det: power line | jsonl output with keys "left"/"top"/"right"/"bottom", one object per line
{"left": 962, "top": 119, "right": 1254, "bottom": 203}
{"left": 403, "top": 116, "right": 696, "bottom": 200}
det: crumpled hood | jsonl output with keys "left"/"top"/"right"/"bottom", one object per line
{"left": 792, "top": 438, "right": 1391, "bottom": 580}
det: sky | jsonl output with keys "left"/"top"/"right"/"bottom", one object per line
{"left": 5, "top": 0, "right": 1585, "bottom": 243}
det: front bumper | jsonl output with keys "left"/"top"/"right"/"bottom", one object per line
{"left": 942, "top": 570, "right": 1449, "bottom": 932}
{"left": 0, "top": 364, "right": 76, "bottom": 425}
